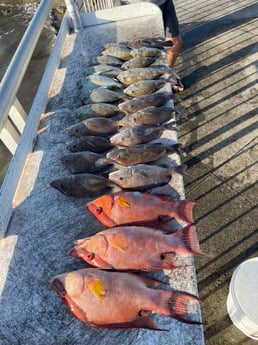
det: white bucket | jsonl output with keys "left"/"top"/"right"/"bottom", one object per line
{"left": 227, "top": 257, "right": 258, "bottom": 340}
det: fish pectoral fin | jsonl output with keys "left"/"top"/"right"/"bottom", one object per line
{"left": 160, "top": 252, "right": 186, "bottom": 270}
{"left": 109, "top": 233, "right": 127, "bottom": 252}
{"left": 115, "top": 195, "right": 131, "bottom": 208}
{"left": 87, "top": 277, "right": 106, "bottom": 301}
{"left": 132, "top": 169, "right": 149, "bottom": 178}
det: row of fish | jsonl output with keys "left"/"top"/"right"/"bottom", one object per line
{"left": 51, "top": 190, "right": 212, "bottom": 329}
{"left": 50, "top": 37, "right": 205, "bottom": 331}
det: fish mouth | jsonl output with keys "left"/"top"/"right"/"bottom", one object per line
{"left": 50, "top": 278, "right": 66, "bottom": 299}
{"left": 67, "top": 247, "right": 78, "bottom": 258}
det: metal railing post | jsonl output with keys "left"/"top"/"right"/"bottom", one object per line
{"left": 0, "top": 0, "right": 54, "bottom": 136}
{"left": 64, "top": 0, "right": 82, "bottom": 32}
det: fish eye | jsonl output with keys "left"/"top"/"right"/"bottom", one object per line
{"left": 95, "top": 206, "right": 103, "bottom": 214}
{"left": 75, "top": 129, "right": 79, "bottom": 133}
{"left": 119, "top": 177, "right": 123, "bottom": 180}
{"left": 87, "top": 252, "right": 95, "bottom": 261}
{"left": 160, "top": 254, "right": 165, "bottom": 260}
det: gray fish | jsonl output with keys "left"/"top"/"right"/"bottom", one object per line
{"left": 130, "top": 47, "right": 166, "bottom": 58}
{"left": 83, "top": 87, "right": 129, "bottom": 104}
{"left": 84, "top": 64, "right": 123, "bottom": 78}
{"left": 118, "top": 92, "right": 174, "bottom": 113}
{"left": 119, "top": 106, "right": 174, "bottom": 126}
{"left": 79, "top": 75, "right": 123, "bottom": 90}
{"left": 65, "top": 117, "right": 124, "bottom": 138}
{"left": 50, "top": 173, "right": 116, "bottom": 198}
{"left": 101, "top": 46, "right": 132, "bottom": 61}
{"left": 61, "top": 151, "right": 111, "bottom": 174}
{"left": 109, "top": 123, "right": 177, "bottom": 147}
{"left": 121, "top": 57, "right": 156, "bottom": 69}
{"left": 109, "top": 163, "right": 187, "bottom": 190}
{"left": 66, "top": 136, "right": 113, "bottom": 153}
{"left": 105, "top": 144, "right": 170, "bottom": 166}
{"left": 117, "top": 68, "right": 169, "bottom": 86}
{"left": 123, "top": 79, "right": 167, "bottom": 97}
{"left": 73, "top": 103, "right": 121, "bottom": 121}
{"left": 94, "top": 55, "right": 123, "bottom": 66}
{"left": 127, "top": 37, "right": 173, "bottom": 49}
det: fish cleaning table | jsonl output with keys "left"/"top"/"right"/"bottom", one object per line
{"left": 0, "top": 4, "right": 205, "bottom": 344}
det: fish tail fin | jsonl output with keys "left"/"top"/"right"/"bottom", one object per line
{"left": 165, "top": 143, "right": 187, "bottom": 157}
{"left": 172, "top": 164, "right": 191, "bottom": 178}
{"left": 173, "top": 224, "right": 214, "bottom": 257}
{"left": 170, "top": 200, "right": 197, "bottom": 223}
{"left": 173, "top": 94, "right": 182, "bottom": 104}
{"left": 167, "top": 290, "right": 202, "bottom": 324}
{"left": 163, "top": 121, "right": 178, "bottom": 131}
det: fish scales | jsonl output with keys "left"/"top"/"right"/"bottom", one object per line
{"left": 121, "top": 57, "right": 156, "bottom": 69}
{"left": 51, "top": 268, "right": 201, "bottom": 329}
{"left": 119, "top": 106, "right": 174, "bottom": 126}
{"left": 84, "top": 64, "right": 123, "bottom": 77}
{"left": 105, "top": 142, "right": 183, "bottom": 166}
{"left": 69, "top": 224, "right": 212, "bottom": 271}
{"left": 61, "top": 151, "right": 111, "bottom": 174}
{"left": 118, "top": 92, "right": 174, "bottom": 113}
{"left": 110, "top": 123, "right": 176, "bottom": 147}
{"left": 123, "top": 80, "right": 167, "bottom": 97}
{"left": 117, "top": 67, "right": 167, "bottom": 85}
{"left": 83, "top": 87, "right": 128, "bottom": 104}
{"left": 87, "top": 191, "right": 197, "bottom": 226}
{"left": 65, "top": 117, "right": 123, "bottom": 138}
{"left": 66, "top": 136, "right": 113, "bottom": 153}
{"left": 73, "top": 103, "right": 121, "bottom": 121}
{"left": 108, "top": 163, "right": 186, "bottom": 190}
{"left": 50, "top": 173, "right": 115, "bottom": 198}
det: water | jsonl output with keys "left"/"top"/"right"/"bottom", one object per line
{"left": 0, "top": 3, "right": 57, "bottom": 185}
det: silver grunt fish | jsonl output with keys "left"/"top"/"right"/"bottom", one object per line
{"left": 123, "top": 79, "right": 167, "bottom": 97}
{"left": 118, "top": 92, "right": 174, "bottom": 113}
{"left": 73, "top": 103, "right": 121, "bottom": 121}
{"left": 101, "top": 46, "right": 132, "bottom": 61}
{"left": 130, "top": 47, "right": 166, "bottom": 57}
{"left": 106, "top": 143, "right": 183, "bottom": 166}
{"left": 121, "top": 57, "right": 156, "bottom": 69}
{"left": 119, "top": 106, "right": 174, "bottom": 126}
{"left": 83, "top": 87, "right": 129, "bottom": 104}
{"left": 108, "top": 163, "right": 188, "bottom": 190}
{"left": 84, "top": 64, "right": 123, "bottom": 78}
{"left": 109, "top": 123, "right": 177, "bottom": 147}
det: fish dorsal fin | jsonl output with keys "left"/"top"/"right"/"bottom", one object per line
{"left": 87, "top": 277, "right": 106, "bottom": 300}
{"left": 115, "top": 194, "right": 131, "bottom": 208}
{"left": 109, "top": 233, "right": 127, "bottom": 252}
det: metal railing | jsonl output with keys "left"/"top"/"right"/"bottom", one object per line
{"left": 0, "top": 0, "right": 121, "bottom": 237}
{"left": 0, "top": 0, "right": 67, "bottom": 237}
